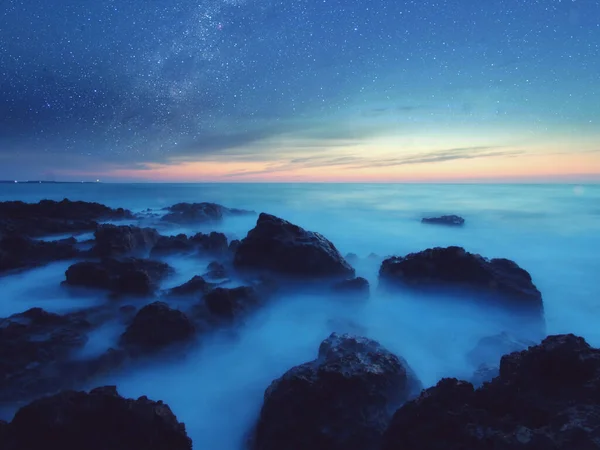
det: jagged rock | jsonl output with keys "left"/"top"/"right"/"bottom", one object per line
{"left": 332, "top": 277, "right": 370, "bottom": 300}
{"left": 228, "top": 239, "right": 241, "bottom": 253}
{"left": 161, "top": 202, "right": 254, "bottom": 224}
{"left": 382, "top": 334, "right": 600, "bottom": 450}
{"left": 421, "top": 214, "right": 465, "bottom": 226}
{"left": 204, "top": 261, "right": 227, "bottom": 279}
{"left": 1, "top": 385, "right": 192, "bottom": 450}
{"left": 93, "top": 224, "right": 159, "bottom": 258}
{"left": 250, "top": 333, "right": 422, "bottom": 450}
{"left": 149, "top": 234, "right": 195, "bottom": 257}
{"left": 0, "top": 199, "right": 133, "bottom": 237}
{"left": 234, "top": 213, "right": 355, "bottom": 279}
{"left": 379, "top": 246, "right": 544, "bottom": 332}
{"left": 0, "top": 308, "right": 90, "bottom": 402}
{"left": 64, "top": 258, "right": 172, "bottom": 296}
{"left": 120, "top": 302, "right": 195, "bottom": 355}
{"left": 190, "top": 231, "right": 229, "bottom": 254}
{"left": 203, "top": 286, "right": 261, "bottom": 321}
{"left": 167, "top": 275, "right": 213, "bottom": 297}
{"left": 0, "top": 235, "right": 78, "bottom": 273}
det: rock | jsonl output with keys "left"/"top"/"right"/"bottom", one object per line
{"left": 0, "top": 235, "right": 78, "bottom": 273}
{"left": 379, "top": 246, "right": 544, "bottom": 330}
{"left": 332, "top": 277, "right": 370, "bottom": 300}
{"left": 93, "top": 224, "right": 159, "bottom": 258}
{"left": 467, "top": 332, "right": 536, "bottom": 368}
{"left": 470, "top": 363, "right": 499, "bottom": 387}
{"left": 64, "top": 258, "right": 172, "bottom": 296}
{"left": 0, "top": 308, "right": 90, "bottom": 402}
{"left": 228, "top": 239, "right": 241, "bottom": 253}
{"left": 0, "top": 199, "right": 133, "bottom": 237}
{"left": 203, "top": 286, "right": 261, "bottom": 321}
{"left": 234, "top": 213, "right": 355, "bottom": 279}
{"left": 250, "top": 333, "right": 422, "bottom": 450}
{"left": 421, "top": 214, "right": 465, "bottom": 226}
{"left": 382, "top": 334, "right": 600, "bottom": 450}
{"left": 120, "top": 302, "right": 195, "bottom": 355}
{"left": 204, "top": 261, "right": 227, "bottom": 279}
{"left": 1, "top": 385, "right": 192, "bottom": 450}
{"left": 161, "top": 202, "right": 254, "bottom": 224}
{"left": 345, "top": 252, "right": 359, "bottom": 264}
{"left": 149, "top": 234, "right": 194, "bottom": 257}
{"left": 190, "top": 231, "right": 229, "bottom": 254}
{"left": 167, "top": 275, "right": 213, "bottom": 297}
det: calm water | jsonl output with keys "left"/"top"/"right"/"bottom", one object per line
{"left": 1, "top": 182, "right": 600, "bottom": 449}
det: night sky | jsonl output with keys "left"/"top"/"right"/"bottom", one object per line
{"left": 1, "top": 0, "right": 599, "bottom": 181}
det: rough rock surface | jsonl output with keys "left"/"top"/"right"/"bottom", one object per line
{"left": 120, "top": 302, "right": 195, "bottom": 355}
{"left": 332, "top": 277, "right": 370, "bottom": 300}
{"left": 421, "top": 214, "right": 465, "bottom": 226}
{"left": 161, "top": 202, "right": 254, "bottom": 224}
{"left": 167, "top": 275, "right": 213, "bottom": 297}
{"left": 234, "top": 213, "right": 355, "bottom": 279}
{"left": 250, "top": 333, "right": 422, "bottom": 450}
{"left": 0, "top": 385, "right": 192, "bottom": 450}
{"left": 0, "top": 199, "right": 132, "bottom": 237}
{"left": 65, "top": 258, "right": 172, "bottom": 295}
{"left": 0, "top": 235, "right": 78, "bottom": 273}
{"left": 382, "top": 334, "right": 600, "bottom": 450}
{"left": 150, "top": 234, "right": 195, "bottom": 257}
{"left": 191, "top": 231, "right": 229, "bottom": 254}
{"left": 93, "top": 224, "right": 159, "bottom": 257}
{"left": 379, "top": 246, "right": 544, "bottom": 327}
{"left": 203, "top": 286, "right": 261, "bottom": 321}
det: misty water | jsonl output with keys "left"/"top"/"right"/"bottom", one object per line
{"left": 1, "top": 182, "right": 600, "bottom": 449}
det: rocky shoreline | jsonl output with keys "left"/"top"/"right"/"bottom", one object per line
{"left": 0, "top": 198, "right": 597, "bottom": 449}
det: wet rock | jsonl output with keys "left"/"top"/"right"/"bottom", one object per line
{"left": 120, "top": 302, "right": 195, "bottom": 355}
{"left": 250, "top": 333, "right": 422, "bottom": 450}
{"left": 382, "top": 334, "right": 600, "bottom": 450}
{"left": 0, "top": 235, "right": 78, "bottom": 273}
{"left": 161, "top": 202, "right": 254, "bottom": 224}
{"left": 234, "top": 213, "right": 355, "bottom": 279}
{"left": 0, "top": 308, "right": 91, "bottom": 402}
{"left": 379, "top": 246, "right": 544, "bottom": 331}
{"left": 0, "top": 199, "right": 133, "bottom": 237}
{"left": 167, "top": 275, "right": 213, "bottom": 297}
{"left": 191, "top": 231, "right": 229, "bottom": 254}
{"left": 64, "top": 258, "right": 172, "bottom": 296}
{"left": 93, "top": 224, "right": 159, "bottom": 258}
{"left": 203, "top": 286, "right": 261, "bottom": 321}
{"left": 421, "top": 214, "right": 465, "bottom": 226}
{"left": 1, "top": 385, "right": 192, "bottom": 450}
{"left": 332, "top": 277, "right": 370, "bottom": 300}
{"left": 149, "top": 234, "right": 194, "bottom": 257}
{"left": 204, "top": 261, "right": 227, "bottom": 279}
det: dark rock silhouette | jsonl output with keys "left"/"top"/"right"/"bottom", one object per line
{"left": 250, "top": 333, "right": 422, "bottom": 450}
{"left": 161, "top": 202, "right": 254, "bottom": 224}
{"left": 0, "top": 235, "right": 78, "bottom": 273}
{"left": 120, "top": 302, "right": 195, "bottom": 355}
{"left": 234, "top": 213, "right": 355, "bottom": 279}
{"left": 0, "top": 386, "right": 192, "bottom": 450}
{"left": 332, "top": 277, "right": 370, "bottom": 300}
{"left": 421, "top": 214, "right": 465, "bottom": 226}
{"left": 167, "top": 275, "right": 213, "bottom": 297}
{"left": 93, "top": 224, "right": 159, "bottom": 258}
{"left": 150, "top": 233, "right": 195, "bottom": 257}
{"left": 0, "top": 199, "right": 133, "bottom": 237}
{"left": 191, "top": 231, "right": 229, "bottom": 254}
{"left": 203, "top": 286, "right": 261, "bottom": 321}
{"left": 65, "top": 258, "right": 172, "bottom": 295}
{"left": 204, "top": 261, "right": 227, "bottom": 279}
{"left": 383, "top": 334, "right": 600, "bottom": 450}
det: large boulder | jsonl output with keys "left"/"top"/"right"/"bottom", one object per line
{"left": 161, "top": 202, "right": 254, "bottom": 224}
{"left": 379, "top": 246, "right": 544, "bottom": 329}
{"left": 93, "top": 224, "right": 160, "bottom": 258}
{"left": 64, "top": 258, "right": 172, "bottom": 296}
{"left": 382, "top": 334, "right": 600, "bottom": 450}
{"left": 234, "top": 213, "right": 355, "bottom": 279}
{"left": 0, "top": 308, "right": 90, "bottom": 402}
{"left": 421, "top": 214, "right": 465, "bottom": 226}
{"left": 0, "top": 199, "right": 133, "bottom": 237}
{"left": 250, "top": 333, "right": 422, "bottom": 450}
{"left": 0, "top": 235, "right": 78, "bottom": 273}
{"left": 0, "top": 385, "right": 192, "bottom": 450}
{"left": 203, "top": 286, "right": 261, "bottom": 321}
{"left": 120, "top": 302, "right": 195, "bottom": 355}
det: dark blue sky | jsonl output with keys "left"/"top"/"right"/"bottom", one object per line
{"left": 1, "top": 0, "right": 598, "bottom": 181}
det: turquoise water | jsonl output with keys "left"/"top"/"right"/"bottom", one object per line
{"left": 1, "top": 182, "right": 599, "bottom": 448}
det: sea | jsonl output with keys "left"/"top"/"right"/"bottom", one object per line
{"left": 1, "top": 182, "right": 599, "bottom": 449}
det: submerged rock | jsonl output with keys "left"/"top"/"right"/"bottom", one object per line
{"left": 250, "top": 333, "right": 422, "bottom": 450}
{"left": 120, "top": 302, "right": 195, "bottom": 355}
{"left": 382, "top": 334, "right": 600, "bottom": 450}
{"left": 379, "top": 246, "right": 544, "bottom": 331}
{"left": 332, "top": 277, "right": 370, "bottom": 300}
{"left": 203, "top": 286, "right": 261, "bottom": 321}
{"left": 421, "top": 214, "right": 465, "bottom": 226}
{"left": 1, "top": 385, "right": 192, "bottom": 450}
{"left": 161, "top": 202, "right": 254, "bottom": 224}
{"left": 93, "top": 224, "right": 159, "bottom": 258}
{"left": 0, "top": 199, "right": 133, "bottom": 237}
{"left": 65, "top": 258, "right": 172, "bottom": 296}
{"left": 234, "top": 213, "right": 355, "bottom": 279}
{"left": 0, "top": 235, "right": 78, "bottom": 273}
